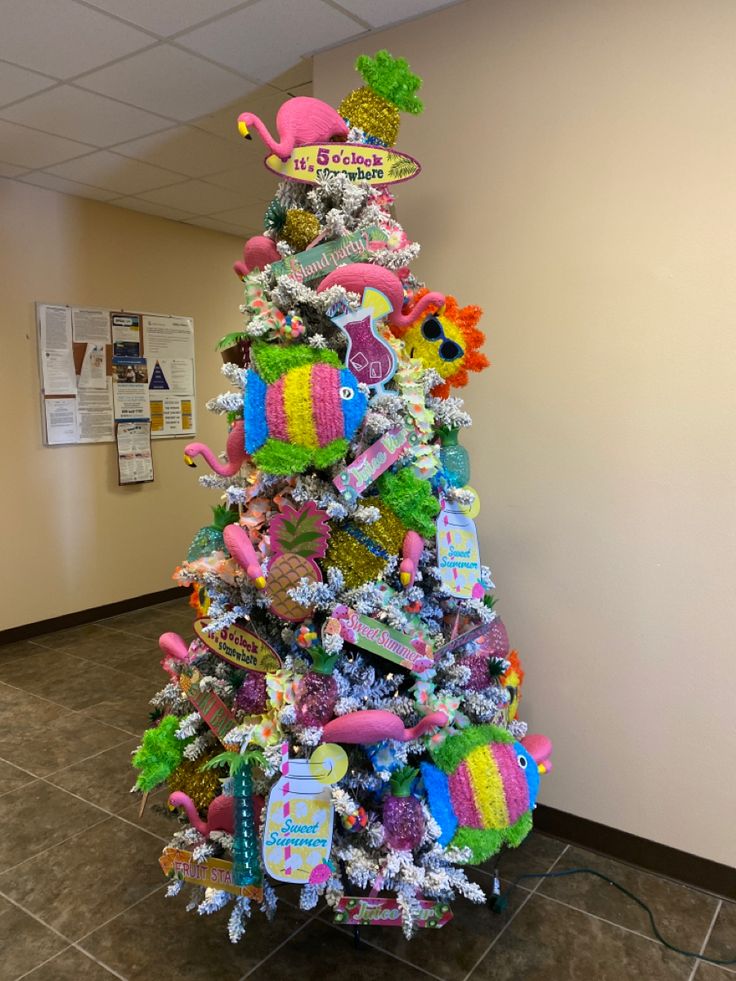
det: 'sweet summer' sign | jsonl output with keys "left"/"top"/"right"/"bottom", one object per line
{"left": 335, "top": 607, "right": 433, "bottom": 674}
{"left": 194, "top": 617, "right": 282, "bottom": 673}
{"left": 265, "top": 143, "right": 421, "bottom": 187}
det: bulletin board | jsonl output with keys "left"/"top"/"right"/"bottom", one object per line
{"left": 36, "top": 303, "right": 197, "bottom": 446}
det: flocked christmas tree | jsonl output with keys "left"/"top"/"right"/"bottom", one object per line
{"left": 134, "top": 50, "right": 552, "bottom": 942}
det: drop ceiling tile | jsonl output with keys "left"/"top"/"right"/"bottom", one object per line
{"left": 113, "top": 125, "right": 246, "bottom": 177}
{"left": 0, "top": 119, "right": 92, "bottom": 168}
{"left": 186, "top": 215, "right": 251, "bottom": 236}
{"left": 203, "top": 162, "right": 277, "bottom": 201}
{"left": 0, "top": 0, "right": 153, "bottom": 78}
{"left": 0, "top": 86, "right": 173, "bottom": 146}
{"left": 0, "top": 161, "right": 28, "bottom": 177}
{"left": 45, "top": 150, "right": 186, "bottom": 194}
{"left": 18, "top": 171, "right": 118, "bottom": 200}
{"left": 209, "top": 203, "right": 267, "bottom": 226}
{"left": 189, "top": 89, "right": 283, "bottom": 143}
{"left": 268, "top": 59, "right": 313, "bottom": 92}
{"left": 76, "top": 44, "right": 257, "bottom": 120}
{"left": 332, "top": 0, "right": 455, "bottom": 28}
{"left": 0, "top": 62, "right": 56, "bottom": 108}
{"left": 176, "top": 0, "right": 362, "bottom": 83}
{"left": 82, "top": 0, "right": 246, "bottom": 38}
{"left": 111, "top": 196, "right": 196, "bottom": 220}
{"left": 135, "top": 178, "right": 246, "bottom": 214}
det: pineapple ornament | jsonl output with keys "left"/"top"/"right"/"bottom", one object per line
{"left": 186, "top": 505, "right": 239, "bottom": 560}
{"left": 266, "top": 502, "right": 330, "bottom": 622}
{"left": 264, "top": 198, "right": 321, "bottom": 254}
{"left": 296, "top": 647, "right": 340, "bottom": 728}
{"left": 339, "top": 50, "right": 424, "bottom": 148}
{"left": 383, "top": 766, "right": 425, "bottom": 850}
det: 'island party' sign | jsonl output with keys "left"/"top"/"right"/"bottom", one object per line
{"left": 194, "top": 617, "right": 282, "bottom": 673}
{"left": 269, "top": 226, "right": 388, "bottom": 283}
{"left": 265, "top": 143, "right": 421, "bottom": 186}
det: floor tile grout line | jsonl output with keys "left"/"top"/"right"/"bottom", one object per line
{"left": 687, "top": 899, "right": 723, "bottom": 981}
{"left": 13, "top": 943, "right": 75, "bottom": 981}
{"left": 460, "top": 844, "right": 570, "bottom": 981}
{"left": 0, "top": 817, "right": 111, "bottom": 878}
{"left": 74, "top": 883, "right": 165, "bottom": 946}
{"left": 238, "top": 906, "right": 328, "bottom": 980}
{"left": 69, "top": 943, "right": 130, "bottom": 981}
{"left": 42, "top": 735, "right": 137, "bottom": 780}
{"left": 323, "top": 918, "right": 450, "bottom": 981}
{"left": 0, "top": 678, "right": 141, "bottom": 739}
{"left": 0, "top": 889, "right": 83, "bottom": 946}
{"left": 37, "top": 776, "right": 173, "bottom": 844}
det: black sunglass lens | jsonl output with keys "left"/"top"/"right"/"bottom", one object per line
{"left": 439, "top": 340, "right": 463, "bottom": 361}
{"left": 421, "top": 316, "right": 442, "bottom": 341}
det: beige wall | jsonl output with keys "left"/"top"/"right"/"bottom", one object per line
{"left": 316, "top": 0, "right": 736, "bottom": 866}
{"left": 1, "top": 179, "right": 243, "bottom": 631}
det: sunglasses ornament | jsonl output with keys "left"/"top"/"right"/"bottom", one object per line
{"left": 391, "top": 293, "right": 490, "bottom": 399}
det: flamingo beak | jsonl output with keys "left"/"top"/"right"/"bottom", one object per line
{"left": 237, "top": 120, "right": 251, "bottom": 140}
{"left": 399, "top": 571, "right": 411, "bottom": 587}
{"left": 183, "top": 454, "right": 196, "bottom": 468}
{"left": 253, "top": 576, "right": 266, "bottom": 590}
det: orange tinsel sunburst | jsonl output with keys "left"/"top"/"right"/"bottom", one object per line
{"left": 394, "top": 290, "right": 490, "bottom": 398}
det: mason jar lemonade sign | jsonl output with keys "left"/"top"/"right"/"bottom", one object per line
{"left": 262, "top": 744, "right": 345, "bottom": 883}
{"left": 436, "top": 490, "right": 484, "bottom": 599}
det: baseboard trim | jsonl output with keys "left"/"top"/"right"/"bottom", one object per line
{"left": 534, "top": 804, "right": 735, "bottom": 900}
{"left": 0, "top": 587, "right": 186, "bottom": 646}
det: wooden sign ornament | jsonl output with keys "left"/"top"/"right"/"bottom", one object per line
{"left": 160, "top": 848, "right": 263, "bottom": 902}
{"left": 264, "top": 143, "right": 421, "bottom": 187}
{"left": 332, "top": 605, "right": 434, "bottom": 673}
{"left": 193, "top": 617, "right": 282, "bottom": 673}
{"left": 334, "top": 896, "right": 452, "bottom": 929}
{"left": 333, "top": 426, "right": 410, "bottom": 503}
{"left": 269, "top": 226, "right": 389, "bottom": 284}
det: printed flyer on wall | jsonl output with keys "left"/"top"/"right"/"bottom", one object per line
{"left": 112, "top": 358, "right": 150, "bottom": 421}
{"left": 116, "top": 421, "right": 154, "bottom": 485}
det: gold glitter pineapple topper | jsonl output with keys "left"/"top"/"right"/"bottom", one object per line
{"left": 338, "top": 50, "right": 424, "bottom": 148}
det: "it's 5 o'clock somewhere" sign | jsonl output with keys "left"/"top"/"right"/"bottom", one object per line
{"left": 265, "top": 143, "right": 421, "bottom": 187}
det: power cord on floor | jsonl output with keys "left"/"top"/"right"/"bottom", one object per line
{"left": 489, "top": 867, "right": 735, "bottom": 967}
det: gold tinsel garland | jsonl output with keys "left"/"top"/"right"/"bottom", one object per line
{"left": 282, "top": 210, "right": 321, "bottom": 253}
{"left": 324, "top": 499, "right": 406, "bottom": 589}
{"left": 167, "top": 753, "right": 222, "bottom": 811}
{"left": 338, "top": 87, "right": 400, "bottom": 148}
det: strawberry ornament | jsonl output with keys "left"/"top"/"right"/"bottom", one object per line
{"left": 383, "top": 766, "right": 425, "bottom": 851}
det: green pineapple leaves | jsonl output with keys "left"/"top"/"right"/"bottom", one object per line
{"left": 355, "top": 50, "right": 424, "bottom": 115}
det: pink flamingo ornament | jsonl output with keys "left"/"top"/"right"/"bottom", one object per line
{"left": 238, "top": 97, "right": 349, "bottom": 161}
{"left": 169, "top": 791, "right": 265, "bottom": 838}
{"left": 400, "top": 531, "right": 424, "bottom": 588}
{"left": 223, "top": 523, "right": 266, "bottom": 590}
{"left": 159, "top": 631, "right": 195, "bottom": 681}
{"left": 321, "top": 708, "right": 449, "bottom": 745}
{"left": 234, "top": 235, "right": 280, "bottom": 279}
{"left": 522, "top": 733, "right": 553, "bottom": 774}
{"left": 184, "top": 419, "right": 246, "bottom": 476}
{"left": 317, "top": 264, "right": 445, "bottom": 329}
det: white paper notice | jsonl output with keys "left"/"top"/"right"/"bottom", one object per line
{"left": 112, "top": 358, "right": 150, "bottom": 421}
{"left": 78, "top": 379, "right": 114, "bottom": 443}
{"left": 117, "top": 421, "right": 154, "bottom": 484}
{"left": 111, "top": 312, "right": 142, "bottom": 358}
{"left": 150, "top": 394, "right": 194, "bottom": 437}
{"left": 146, "top": 357, "right": 194, "bottom": 396}
{"left": 39, "top": 304, "right": 77, "bottom": 395}
{"left": 143, "top": 315, "right": 194, "bottom": 360}
{"left": 44, "top": 397, "right": 78, "bottom": 445}
{"left": 72, "top": 307, "right": 110, "bottom": 343}
{"left": 78, "top": 343, "right": 107, "bottom": 390}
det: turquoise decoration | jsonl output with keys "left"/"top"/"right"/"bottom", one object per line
{"left": 439, "top": 428, "right": 470, "bottom": 488}
{"left": 232, "top": 760, "right": 261, "bottom": 887}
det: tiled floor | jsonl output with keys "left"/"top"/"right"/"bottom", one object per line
{"left": 1, "top": 599, "right": 733, "bottom": 980}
